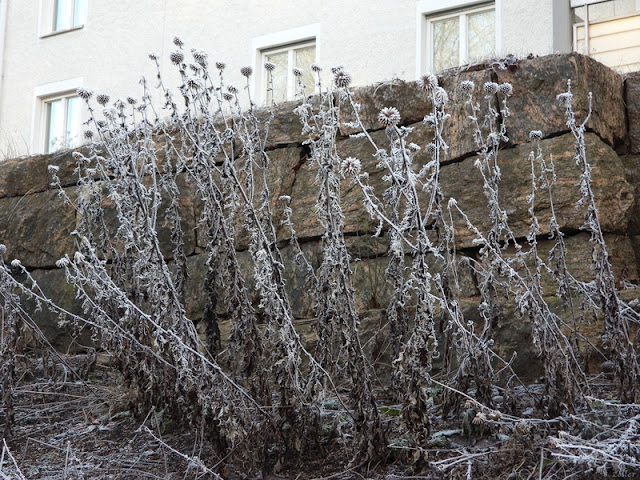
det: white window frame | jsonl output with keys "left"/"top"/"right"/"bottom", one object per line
{"left": 416, "top": 0, "right": 501, "bottom": 76}
{"left": 39, "top": 0, "right": 87, "bottom": 38}
{"left": 251, "top": 24, "right": 321, "bottom": 104}
{"left": 32, "top": 78, "right": 84, "bottom": 153}
{"left": 261, "top": 41, "right": 316, "bottom": 104}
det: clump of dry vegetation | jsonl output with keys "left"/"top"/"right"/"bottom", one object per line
{"left": 1, "top": 39, "right": 639, "bottom": 479}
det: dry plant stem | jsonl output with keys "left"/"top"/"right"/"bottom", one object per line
{"left": 559, "top": 83, "right": 640, "bottom": 403}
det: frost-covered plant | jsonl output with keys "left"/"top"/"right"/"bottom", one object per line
{"left": 558, "top": 82, "right": 640, "bottom": 403}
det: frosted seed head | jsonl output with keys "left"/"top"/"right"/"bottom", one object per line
{"left": 499, "top": 82, "right": 513, "bottom": 96}
{"left": 311, "top": 63, "right": 322, "bottom": 72}
{"left": 483, "top": 82, "right": 499, "bottom": 95}
{"left": 340, "top": 157, "right": 362, "bottom": 177}
{"left": 240, "top": 66, "right": 253, "bottom": 77}
{"left": 215, "top": 61, "right": 226, "bottom": 71}
{"left": 172, "top": 36, "right": 184, "bottom": 47}
{"left": 433, "top": 87, "right": 448, "bottom": 106}
{"left": 460, "top": 80, "right": 475, "bottom": 93}
{"left": 191, "top": 49, "right": 208, "bottom": 67}
{"left": 96, "top": 94, "right": 110, "bottom": 106}
{"left": 76, "top": 87, "right": 93, "bottom": 100}
{"left": 333, "top": 69, "right": 352, "bottom": 88}
{"left": 170, "top": 50, "right": 185, "bottom": 65}
{"left": 292, "top": 67, "right": 304, "bottom": 77}
{"left": 529, "top": 130, "right": 543, "bottom": 142}
{"left": 419, "top": 73, "right": 438, "bottom": 93}
{"left": 227, "top": 84, "right": 238, "bottom": 94}
{"left": 264, "top": 61, "right": 276, "bottom": 72}
{"left": 378, "top": 107, "right": 401, "bottom": 127}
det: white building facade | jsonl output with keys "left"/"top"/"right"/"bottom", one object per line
{"left": 0, "top": 0, "right": 637, "bottom": 157}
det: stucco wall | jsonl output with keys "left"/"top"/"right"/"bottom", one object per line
{"left": 0, "top": 0, "right": 568, "bottom": 157}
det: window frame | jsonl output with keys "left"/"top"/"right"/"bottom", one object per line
{"left": 39, "top": 0, "right": 87, "bottom": 38}
{"left": 261, "top": 40, "right": 317, "bottom": 104}
{"left": 251, "top": 24, "right": 321, "bottom": 105}
{"left": 416, "top": 0, "right": 501, "bottom": 76}
{"left": 43, "top": 93, "right": 82, "bottom": 153}
{"left": 32, "top": 78, "right": 84, "bottom": 153}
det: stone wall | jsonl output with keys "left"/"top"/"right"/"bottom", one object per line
{"left": 1, "top": 54, "right": 639, "bottom": 370}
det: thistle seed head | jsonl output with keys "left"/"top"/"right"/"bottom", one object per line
{"left": 483, "top": 82, "right": 499, "bottom": 95}
{"left": 191, "top": 49, "right": 208, "bottom": 67}
{"left": 264, "top": 61, "right": 276, "bottom": 72}
{"left": 170, "top": 50, "right": 185, "bottom": 65}
{"left": 460, "top": 80, "right": 475, "bottom": 93}
{"left": 215, "top": 61, "right": 226, "bottom": 71}
{"left": 240, "top": 66, "right": 253, "bottom": 77}
{"left": 76, "top": 87, "right": 94, "bottom": 100}
{"left": 378, "top": 106, "right": 401, "bottom": 127}
{"left": 419, "top": 73, "right": 438, "bottom": 93}
{"left": 333, "top": 69, "right": 352, "bottom": 88}
{"left": 96, "top": 94, "right": 110, "bottom": 106}
{"left": 529, "top": 130, "right": 543, "bottom": 142}
{"left": 499, "top": 82, "right": 513, "bottom": 96}
{"left": 341, "top": 157, "right": 362, "bottom": 177}
{"left": 433, "top": 87, "right": 448, "bottom": 106}
{"left": 173, "top": 36, "right": 184, "bottom": 47}
{"left": 292, "top": 67, "right": 304, "bottom": 77}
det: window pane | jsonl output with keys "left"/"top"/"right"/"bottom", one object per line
{"left": 294, "top": 46, "right": 316, "bottom": 97}
{"left": 73, "top": 0, "right": 86, "bottom": 26}
{"left": 468, "top": 10, "right": 495, "bottom": 61}
{"left": 266, "top": 51, "right": 288, "bottom": 104}
{"left": 46, "top": 99, "right": 64, "bottom": 153}
{"left": 433, "top": 17, "right": 459, "bottom": 71}
{"left": 66, "top": 96, "right": 82, "bottom": 148}
{"left": 54, "top": 0, "right": 72, "bottom": 31}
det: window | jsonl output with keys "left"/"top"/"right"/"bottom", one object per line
{"left": 40, "top": 0, "right": 87, "bottom": 36}
{"left": 251, "top": 24, "right": 321, "bottom": 105}
{"left": 263, "top": 42, "right": 316, "bottom": 104}
{"left": 427, "top": 4, "right": 495, "bottom": 71}
{"left": 44, "top": 94, "right": 82, "bottom": 153}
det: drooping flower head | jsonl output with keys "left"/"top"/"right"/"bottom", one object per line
{"left": 191, "top": 49, "right": 208, "bottom": 67}
{"left": 378, "top": 107, "right": 401, "bottom": 127}
{"left": 433, "top": 87, "right": 448, "bottom": 106}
